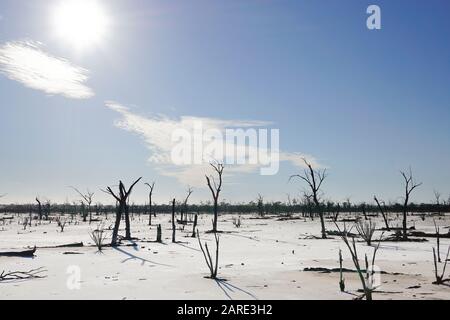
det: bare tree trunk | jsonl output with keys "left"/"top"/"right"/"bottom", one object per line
{"left": 362, "top": 203, "right": 367, "bottom": 220}
{"left": 213, "top": 199, "right": 218, "bottom": 232}
{"left": 145, "top": 182, "right": 155, "bottom": 226}
{"left": 35, "top": 198, "right": 42, "bottom": 221}
{"left": 148, "top": 198, "right": 152, "bottom": 226}
{"left": 124, "top": 203, "right": 131, "bottom": 239}
{"left": 316, "top": 202, "right": 326, "bottom": 239}
{"left": 156, "top": 224, "right": 162, "bottom": 243}
{"left": 111, "top": 203, "right": 124, "bottom": 246}
{"left": 172, "top": 199, "right": 176, "bottom": 243}
{"left": 402, "top": 195, "right": 409, "bottom": 241}
{"left": 192, "top": 213, "right": 198, "bottom": 238}
{"left": 312, "top": 194, "right": 326, "bottom": 239}
{"left": 26, "top": 206, "right": 31, "bottom": 226}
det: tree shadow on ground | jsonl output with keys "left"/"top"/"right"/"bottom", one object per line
{"left": 112, "top": 246, "right": 174, "bottom": 267}
{"left": 214, "top": 278, "right": 258, "bottom": 300}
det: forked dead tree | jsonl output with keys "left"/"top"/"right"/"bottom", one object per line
{"left": 197, "top": 230, "right": 220, "bottom": 279}
{"left": 57, "top": 217, "right": 67, "bottom": 233}
{"left": 144, "top": 182, "right": 155, "bottom": 226}
{"left": 400, "top": 169, "right": 422, "bottom": 240}
{"left": 180, "top": 187, "right": 193, "bottom": 223}
{"left": 335, "top": 222, "right": 383, "bottom": 300}
{"left": 290, "top": 158, "right": 327, "bottom": 239}
{"left": 71, "top": 187, "right": 94, "bottom": 223}
{"left": 104, "top": 177, "right": 142, "bottom": 246}
{"left": 205, "top": 162, "right": 224, "bottom": 233}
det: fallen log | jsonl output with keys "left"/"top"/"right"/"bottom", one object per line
{"left": 55, "top": 242, "right": 84, "bottom": 248}
{"left": 408, "top": 231, "right": 450, "bottom": 239}
{"left": 0, "top": 246, "right": 36, "bottom": 257}
{"left": 326, "top": 230, "right": 359, "bottom": 238}
{"left": 381, "top": 235, "right": 428, "bottom": 242}
{"left": 38, "top": 242, "right": 84, "bottom": 249}
{"left": 302, "top": 267, "right": 409, "bottom": 276}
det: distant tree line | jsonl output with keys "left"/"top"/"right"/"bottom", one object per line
{"left": 1, "top": 200, "right": 449, "bottom": 217}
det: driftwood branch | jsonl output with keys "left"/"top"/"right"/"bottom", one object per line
{"left": 0, "top": 267, "right": 46, "bottom": 282}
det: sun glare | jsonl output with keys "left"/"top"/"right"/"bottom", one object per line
{"left": 52, "top": 0, "right": 109, "bottom": 50}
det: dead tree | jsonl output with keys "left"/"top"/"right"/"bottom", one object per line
{"left": 374, "top": 196, "right": 390, "bottom": 231}
{"left": 257, "top": 194, "right": 264, "bottom": 217}
{"left": 35, "top": 197, "right": 42, "bottom": 220}
{"left": 144, "top": 182, "right": 155, "bottom": 226}
{"left": 434, "top": 219, "right": 441, "bottom": 263}
{"left": 171, "top": 199, "right": 176, "bottom": 243}
{"left": 434, "top": 190, "right": 442, "bottom": 215}
{"left": 104, "top": 177, "right": 142, "bottom": 246}
{"left": 400, "top": 169, "right": 422, "bottom": 240}
{"left": 181, "top": 187, "right": 193, "bottom": 223}
{"left": 71, "top": 187, "right": 94, "bottom": 223}
{"left": 197, "top": 230, "right": 220, "bottom": 279}
{"left": 433, "top": 246, "right": 450, "bottom": 285}
{"left": 28, "top": 205, "right": 33, "bottom": 227}
{"left": 335, "top": 223, "right": 383, "bottom": 300}
{"left": 339, "top": 249, "right": 345, "bottom": 292}
{"left": 205, "top": 162, "right": 224, "bottom": 233}
{"left": 57, "top": 217, "right": 67, "bottom": 232}
{"left": 43, "top": 200, "right": 51, "bottom": 220}
{"left": 156, "top": 224, "right": 162, "bottom": 243}
{"left": 290, "top": 158, "right": 327, "bottom": 239}
{"left": 191, "top": 213, "right": 198, "bottom": 238}
{"left": 333, "top": 203, "right": 341, "bottom": 222}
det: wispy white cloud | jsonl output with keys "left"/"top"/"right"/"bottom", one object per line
{"left": 105, "top": 101, "right": 321, "bottom": 186}
{"left": 0, "top": 40, "right": 94, "bottom": 99}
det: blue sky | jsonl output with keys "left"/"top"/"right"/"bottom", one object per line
{"left": 0, "top": 0, "right": 449, "bottom": 205}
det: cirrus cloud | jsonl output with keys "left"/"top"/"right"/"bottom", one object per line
{"left": 105, "top": 101, "right": 322, "bottom": 186}
{"left": 0, "top": 40, "right": 94, "bottom": 99}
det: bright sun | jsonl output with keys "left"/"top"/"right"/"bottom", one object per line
{"left": 52, "top": 0, "right": 109, "bottom": 50}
